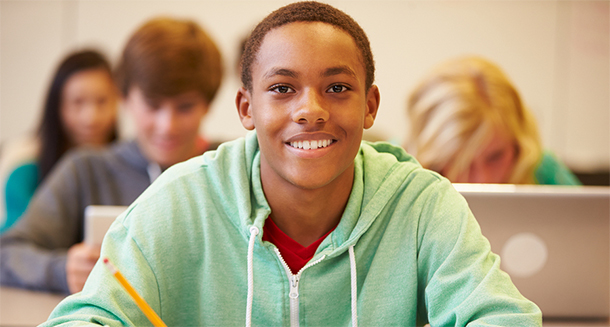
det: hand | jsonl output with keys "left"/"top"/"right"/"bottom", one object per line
{"left": 66, "top": 242, "right": 100, "bottom": 294}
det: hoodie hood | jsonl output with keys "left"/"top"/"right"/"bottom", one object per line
{"left": 198, "top": 131, "right": 423, "bottom": 258}
{"left": 319, "top": 139, "right": 422, "bottom": 258}
{"left": 114, "top": 140, "right": 150, "bottom": 173}
{"left": 114, "top": 140, "right": 166, "bottom": 183}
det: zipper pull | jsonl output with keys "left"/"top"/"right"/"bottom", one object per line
{"left": 289, "top": 275, "right": 300, "bottom": 299}
{"left": 291, "top": 275, "right": 300, "bottom": 287}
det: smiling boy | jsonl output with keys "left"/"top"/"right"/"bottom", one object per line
{"left": 43, "top": 2, "right": 541, "bottom": 326}
{"left": 236, "top": 19, "right": 379, "bottom": 249}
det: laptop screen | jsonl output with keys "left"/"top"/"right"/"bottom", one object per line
{"left": 454, "top": 183, "right": 610, "bottom": 320}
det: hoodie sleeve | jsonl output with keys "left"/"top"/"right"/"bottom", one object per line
{"left": 416, "top": 178, "right": 542, "bottom": 326}
{"left": 40, "top": 214, "right": 160, "bottom": 327}
{"left": 0, "top": 154, "right": 86, "bottom": 294}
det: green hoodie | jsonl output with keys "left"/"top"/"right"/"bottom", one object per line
{"left": 43, "top": 131, "right": 541, "bottom": 326}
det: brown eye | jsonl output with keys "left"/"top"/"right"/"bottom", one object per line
{"left": 270, "top": 84, "right": 294, "bottom": 94}
{"left": 328, "top": 84, "right": 348, "bottom": 93}
{"left": 276, "top": 86, "right": 290, "bottom": 93}
{"left": 486, "top": 149, "right": 508, "bottom": 164}
{"left": 73, "top": 98, "right": 85, "bottom": 107}
{"left": 176, "top": 102, "right": 193, "bottom": 111}
{"left": 269, "top": 84, "right": 295, "bottom": 94}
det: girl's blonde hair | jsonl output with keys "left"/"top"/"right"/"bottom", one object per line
{"left": 404, "top": 56, "right": 542, "bottom": 184}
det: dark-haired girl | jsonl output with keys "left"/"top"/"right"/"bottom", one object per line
{"left": 0, "top": 50, "right": 118, "bottom": 233}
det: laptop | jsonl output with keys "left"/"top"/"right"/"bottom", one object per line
{"left": 453, "top": 183, "right": 610, "bottom": 320}
{"left": 84, "top": 205, "right": 128, "bottom": 247}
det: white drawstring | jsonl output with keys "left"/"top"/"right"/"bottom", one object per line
{"left": 246, "top": 226, "right": 259, "bottom": 327}
{"left": 349, "top": 245, "right": 358, "bottom": 327}
{"left": 246, "top": 226, "right": 356, "bottom": 326}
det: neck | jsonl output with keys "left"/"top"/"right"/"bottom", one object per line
{"left": 261, "top": 167, "right": 353, "bottom": 247}
{"left": 195, "top": 135, "right": 209, "bottom": 154}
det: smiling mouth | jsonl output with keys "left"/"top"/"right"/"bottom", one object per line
{"left": 288, "top": 139, "right": 334, "bottom": 150}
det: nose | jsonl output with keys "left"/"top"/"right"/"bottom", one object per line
{"left": 293, "top": 88, "right": 329, "bottom": 125}
{"left": 155, "top": 107, "right": 179, "bottom": 135}
{"left": 80, "top": 100, "right": 102, "bottom": 127}
{"left": 468, "top": 161, "right": 492, "bottom": 183}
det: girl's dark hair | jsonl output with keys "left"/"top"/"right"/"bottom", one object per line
{"left": 37, "top": 49, "right": 117, "bottom": 184}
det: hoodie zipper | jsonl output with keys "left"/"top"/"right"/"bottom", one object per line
{"left": 273, "top": 247, "right": 326, "bottom": 327}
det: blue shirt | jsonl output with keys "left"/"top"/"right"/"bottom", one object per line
{"left": 2, "top": 162, "right": 38, "bottom": 233}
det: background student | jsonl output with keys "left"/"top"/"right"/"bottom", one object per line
{"left": 404, "top": 55, "right": 581, "bottom": 184}
{"left": 0, "top": 16, "right": 224, "bottom": 294}
{"left": 43, "top": 2, "right": 540, "bottom": 326}
{"left": 0, "top": 50, "right": 118, "bottom": 234}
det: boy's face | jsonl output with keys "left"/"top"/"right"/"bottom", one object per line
{"left": 125, "top": 86, "right": 209, "bottom": 169}
{"left": 237, "top": 22, "right": 379, "bottom": 191}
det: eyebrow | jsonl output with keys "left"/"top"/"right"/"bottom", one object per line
{"left": 322, "top": 65, "right": 357, "bottom": 78}
{"left": 262, "top": 65, "right": 358, "bottom": 81}
{"left": 263, "top": 68, "right": 299, "bottom": 80}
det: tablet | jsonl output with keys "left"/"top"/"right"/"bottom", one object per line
{"left": 84, "top": 205, "right": 128, "bottom": 246}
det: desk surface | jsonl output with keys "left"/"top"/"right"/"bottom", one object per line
{"left": 0, "top": 286, "right": 66, "bottom": 326}
{"left": 544, "top": 321, "right": 609, "bottom": 327}
{"left": 0, "top": 285, "right": 607, "bottom": 326}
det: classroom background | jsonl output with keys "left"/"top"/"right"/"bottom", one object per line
{"left": 1, "top": 0, "right": 608, "bottom": 180}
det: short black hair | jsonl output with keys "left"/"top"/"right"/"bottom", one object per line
{"left": 240, "top": 1, "right": 375, "bottom": 91}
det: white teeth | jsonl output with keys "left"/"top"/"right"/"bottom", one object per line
{"left": 303, "top": 140, "right": 310, "bottom": 150}
{"left": 289, "top": 139, "right": 333, "bottom": 150}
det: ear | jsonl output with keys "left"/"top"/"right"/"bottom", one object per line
{"left": 364, "top": 85, "right": 380, "bottom": 129}
{"left": 236, "top": 87, "right": 255, "bottom": 130}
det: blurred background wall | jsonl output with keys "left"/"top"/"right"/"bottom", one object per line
{"left": 1, "top": 0, "right": 608, "bottom": 176}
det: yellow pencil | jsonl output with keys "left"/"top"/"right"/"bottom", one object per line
{"left": 103, "top": 257, "right": 167, "bottom": 327}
